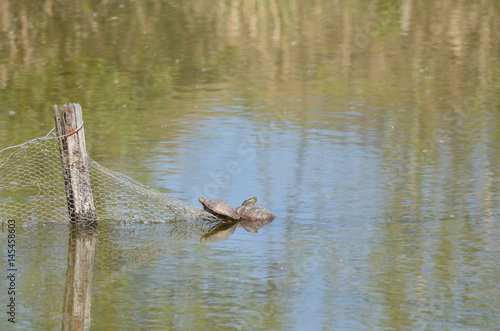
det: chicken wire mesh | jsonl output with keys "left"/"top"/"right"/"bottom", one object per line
{"left": 0, "top": 129, "right": 222, "bottom": 235}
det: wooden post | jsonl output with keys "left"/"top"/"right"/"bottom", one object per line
{"left": 53, "top": 103, "right": 97, "bottom": 227}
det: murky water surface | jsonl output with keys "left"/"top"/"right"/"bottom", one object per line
{"left": 1, "top": 1, "right": 500, "bottom": 330}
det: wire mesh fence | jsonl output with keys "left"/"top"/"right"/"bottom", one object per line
{"left": 0, "top": 129, "right": 222, "bottom": 234}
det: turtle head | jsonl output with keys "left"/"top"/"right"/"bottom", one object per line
{"left": 198, "top": 197, "right": 205, "bottom": 204}
{"left": 242, "top": 197, "right": 257, "bottom": 206}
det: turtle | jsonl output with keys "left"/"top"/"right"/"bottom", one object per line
{"left": 235, "top": 197, "right": 275, "bottom": 223}
{"left": 199, "top": 197, "right": 240, "bottom": 221}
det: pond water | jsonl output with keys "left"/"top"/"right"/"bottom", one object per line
{"left": 1, "top": 1, "right": 500, "bottom": 330}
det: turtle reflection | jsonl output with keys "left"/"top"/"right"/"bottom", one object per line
{"left": 201, "top": 222, "right": 237, "bottom": 243}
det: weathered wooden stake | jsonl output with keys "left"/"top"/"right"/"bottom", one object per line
{"left": 53, "top": 103, "right": 97, "bottom": 227}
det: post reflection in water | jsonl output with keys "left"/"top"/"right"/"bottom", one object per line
{"left": 62, "top": 227, "right": 97, "bottom": 331}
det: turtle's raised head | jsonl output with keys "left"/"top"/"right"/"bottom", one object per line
{"left": 199, "top": 197, "right": 205, "bottom": 204}
{"left": 242, "top": 197, "right": 257, "bottom": 206}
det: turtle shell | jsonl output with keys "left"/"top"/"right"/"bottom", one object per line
{"left": 235, "top": 205, "right": 275, "bottom": 223}
{"left": 199, "top": 198, "right": 239, "bottom": 220}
